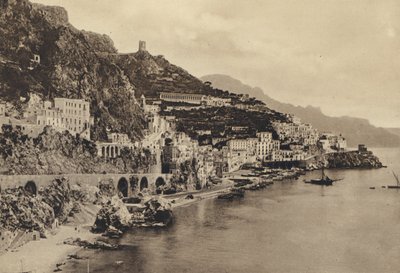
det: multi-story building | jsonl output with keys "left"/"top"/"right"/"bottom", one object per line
{"left": 318, "top": 133, "right": 347, "bottom": 151}
{"left": 228, "top": 139, "right": 249, "bottom": 152}
{"left": 257, "top": 132, "right": 273, "bottom": 142}
{"left": 227, "top": 137, "right": 258, "bottom": 167}
{"left": 255, "top": 132, "right": 280, "bottom": 160}
{"left": 272, "top": 119, "right": 319, "bottom": 146}
{"left": 36, "top": 98, "right": 94, "bottom": 140}
{"left": 271, "top": 149, "right": 305, "bottom": 162}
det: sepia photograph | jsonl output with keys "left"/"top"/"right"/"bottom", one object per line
{"left": 0, "top": 0, "right": 399, "bottom": 272}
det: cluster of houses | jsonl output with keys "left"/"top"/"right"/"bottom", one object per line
{"left": 0, "top": 91, "right": 347, "bottom": 186}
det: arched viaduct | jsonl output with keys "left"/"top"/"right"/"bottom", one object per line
{"left": 0, "top": 173, "right": 172, "bottom": 198}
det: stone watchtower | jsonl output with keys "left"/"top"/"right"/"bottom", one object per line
{"left": 139, "top": 41, "right": 146, "bottom": 52}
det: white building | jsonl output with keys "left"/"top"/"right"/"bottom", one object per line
{"left": 36, "top": 98, "right": 94, "bottom": 140}
{"left": 255, "top": 132, "right": 280, "bottom": 160}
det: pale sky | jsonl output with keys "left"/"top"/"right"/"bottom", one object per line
{"left": 33, "top": 0, "right": 400, "bottom": 127}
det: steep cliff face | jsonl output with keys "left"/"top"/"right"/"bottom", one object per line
{"left": 0, "top": 0, "right": 144, "bottom": 141}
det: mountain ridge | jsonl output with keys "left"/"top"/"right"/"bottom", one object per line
{"left": 201, "top": 74, "right": 400, "bottom": 147}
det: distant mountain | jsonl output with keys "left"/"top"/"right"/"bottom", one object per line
{"left": 201, "top": 74, "right": 400, "bottom": 147}
{"left": 386, "top": 128, "right": 400, "bottom": 139}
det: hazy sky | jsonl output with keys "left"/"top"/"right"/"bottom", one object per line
{"left": 33, "top": 0, "right": 400, "bottom": 127}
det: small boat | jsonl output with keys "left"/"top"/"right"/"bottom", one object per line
{"left": 218, "top": 189, "right": 245, "bottom": 200}
{"left": 369, "top": 187, "right": 375, "bottom": 190}
{"left": 304, "top": 168, "right": 342, "bottom": 186}
{"left": 387, "top": 171, "right": 400, "bottom": 189}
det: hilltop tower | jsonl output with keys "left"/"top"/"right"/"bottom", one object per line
{"left": 139, "top": 40, "right": 146, "bottom": 52}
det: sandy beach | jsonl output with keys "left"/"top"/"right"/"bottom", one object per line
{"left": 0, "top": 180, "right": 235, "bottom": 273}
{"left": 0, "top": 225, "right": 96, "bottom": 273}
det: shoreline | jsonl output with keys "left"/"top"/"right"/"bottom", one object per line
{"left": 0, "top": 160, "right": 382, "bottom": 273}
{"left": 0, "top": 181, "right": 234, "bottom": 273}
{"left": 0, "top": 225, "right": 96, "bottom": 273}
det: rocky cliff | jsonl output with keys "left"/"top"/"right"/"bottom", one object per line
{"left": 0, "top": 125, "right": 155, "bottom": 175}
{"left": 324, "top": 151, "right": 383, "bottom": 169}
{"left": 0, "top": 0, "right": 144, "bottom": 141}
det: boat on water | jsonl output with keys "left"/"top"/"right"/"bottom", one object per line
{"left": 304, "top": 168, "right": 342, "bottom": 186}
{"left": 387, "top": 171, "right": 400, "bottom": 189}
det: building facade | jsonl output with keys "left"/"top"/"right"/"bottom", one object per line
{"left": 36, "top": 98, "right": 94, "bottom": 140}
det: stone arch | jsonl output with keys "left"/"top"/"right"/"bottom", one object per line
{"left": 101, "top": 146, "right": 105, "bottom": 157}
{"left": 155, "top": 177, "right": 166, "bottom": 188}
{"left": 25, "top": 180, "right": 37, "bottom": 196}
{"left": 117, "top": 177, "right": 129, "bottom": 197}
{"left": 129, "top": 176, "right": 139, "bottom": 192}
{"left": 115, "top": 146, "right": 119, "bottom": 156}
{"left": 140, "top": 177, "right": 149, "bottom": 191}
{"left": 106, "top": 146, "right": 110, "bottom": 157}
{"left": 111, "top": 146, "right": 115, "bottom": 158}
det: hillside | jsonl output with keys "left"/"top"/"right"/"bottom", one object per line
{"left": 0, "top": 0, "right": 144, "bottom": 141}
{"left": 201, "top": 74, "right": 400, "bottom": 148}
{"left": 0, "top": 0, "right": 259, "bottom": 143}
{"left": 386, "top": 128, "right": 400, "bottom": 139}
{"left": 115, "top": 50, "right": 244, "bottom": 103}
{"left": 161, "top": 106, "right": 288, "bottom": 143}
{"left": 0, "top": 125, "right": 154, "bottom": 175}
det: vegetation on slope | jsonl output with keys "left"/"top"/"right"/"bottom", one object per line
{"left": 202, "top": 74, "right": 400, "bottom": 147}
{"left": 0, "top": 125, "right": 155, "bottom": 175}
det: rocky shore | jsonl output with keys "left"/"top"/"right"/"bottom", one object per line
{"left": 324, "top": 151, "right": 383, "bottom": 169}
{"left": 305, "top": 150, "right": 384, "bottom": 170}
{"left": 0, "top": 151, "right": 385, "bottom": 272}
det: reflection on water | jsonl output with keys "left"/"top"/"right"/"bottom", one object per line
{"left": 64, "top": 148, "right": 400, "bottom": 273}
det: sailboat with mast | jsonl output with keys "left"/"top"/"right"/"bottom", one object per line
{"left": 388, "top": 171, "right": 400, "bottom": 189}
{"left": 304, "top": 168, "right": 342, "bottom": 186}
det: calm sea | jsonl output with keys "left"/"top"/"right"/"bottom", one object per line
{"left": 63, "top": 148, "right": 400, "bottom": 273}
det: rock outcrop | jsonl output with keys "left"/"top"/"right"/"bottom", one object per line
{"left": 92, "top": 195, "right": 173, "bottom": 236}
{"left": 0, "top": 177, "right": 89, "bottom": 238}
{"left": 0, "top": 187, "right": 55, "bottom": 237}
{"left": 91, "top": 195, "right": 131, "bottom": 234}
{"left": 324, "top": 151, "right": 383, "bottom": 169}
{"left": 0, "top": 126, "right": 155, "bottom": 175}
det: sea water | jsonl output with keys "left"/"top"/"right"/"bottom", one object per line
{"left": 63, "top": 148, "right": 400, "bottom": 273}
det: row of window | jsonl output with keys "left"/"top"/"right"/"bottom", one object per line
{"left": 63, "top": 101, "right": 87, "bottom": 110}
{"left": 38, "top": 118, "right": 85, "bottom": 125}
